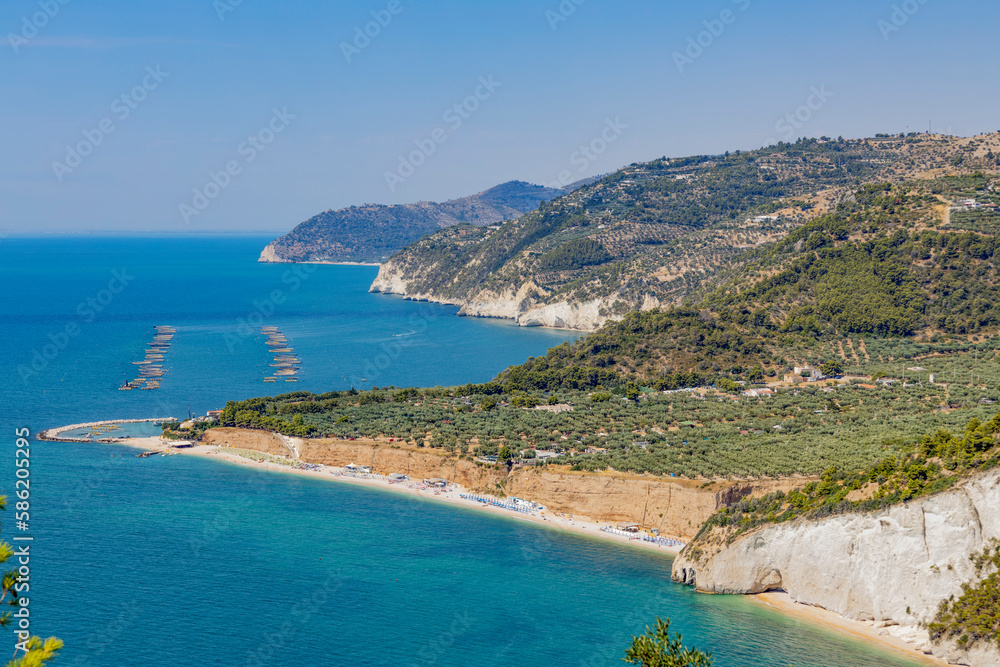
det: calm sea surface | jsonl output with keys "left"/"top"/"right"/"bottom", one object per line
{"left": 0, "top": 236, "right": 924, "bottom": 665}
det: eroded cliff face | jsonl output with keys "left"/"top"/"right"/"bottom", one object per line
{"left": 296, "top": 439, "right": 508, "bottom": 491}
{"left": 258, "top": 242, "right": 287, "bottom": 263}
{"left": 204, "top": 428, "right": 293, "bottom": 456}
{"left": 291, "top": 441, "right": 809, "bottom": 539}
{"left": 368, "top": 262, "right": 409, "bottom": 297}
{"left": 504, "top": 470, "right": 808, "bottom": 539}
{"left": 671, "top": 468, "right": 1000, "bottom": 666}
{"left": 207, "top": 431, "right": 506, "bottom": 490}
{"left": 201, "top": 429, "right": 808, "bottom": 541}
{"left": 369, "top": 262, "right": 650, "bottom": 331}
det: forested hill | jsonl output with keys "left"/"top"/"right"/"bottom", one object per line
{"left": 499, "top": 168, "right": 1000, "bottom": 388}
{"left": 371, "top": 133, "right": 1000, "bottom": 330}
{"left": 259, "top": 180, "right": 568, "bottom": 264}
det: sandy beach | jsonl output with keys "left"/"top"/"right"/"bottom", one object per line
{"left": 50, "top": 426, "right": 947, "bottom": 665}
{"left": 754, "top": 592, "right": 947, "bottom": 666}
{"left": 92, "top": 433, "right": 685, "bottom": 557}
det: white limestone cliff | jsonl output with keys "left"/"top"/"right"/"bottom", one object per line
{"left": 369, "top": 263, "right": 663, "bottom": 331}
{"left": 258, "top": 242, "right": 287, "bottom": 263}
{"left": 671, "top": 468, "right": 1000, "bottom": 666}
{"left": 368, "top": 262, "right": 411, "bottom": 296}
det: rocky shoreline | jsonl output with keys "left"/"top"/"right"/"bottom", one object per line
{"left": 368, "top": 262, "right": 617, "bottom": 331}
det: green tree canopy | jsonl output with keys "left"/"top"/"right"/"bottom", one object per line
{"left": 623, "top": 618, "right": 713, "bottom": 667}
{"left": 820, "top": 360, "right": 843, "bottom": 377}
{"left": 0, "top": 494, "right": 62, "bottom": 667}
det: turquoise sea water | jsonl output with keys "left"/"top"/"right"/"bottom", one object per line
{"left": 0, "top": 237, "right": 926, "bottom": 666}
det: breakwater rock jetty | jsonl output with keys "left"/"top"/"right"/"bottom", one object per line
{"left": 38, "top": 418, "right": 176, "bottom": 443}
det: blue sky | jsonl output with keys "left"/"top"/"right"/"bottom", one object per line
{"left": 2, "top": 0, "right": 998, "bottom": 233}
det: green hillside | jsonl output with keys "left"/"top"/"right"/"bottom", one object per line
{"left": 373, "top": 134, "right": 1000, "bottom": 322}
{"left": 260, "top": 180, "right": 568, "bottom": 264}
{"left": 490, "top": 171, "right": 1000, "bottom": 387}
{"left": 198, "top": 343, "right": 1000, "bottom": 480}
{"left": 707, "top": 175, "right": 1000, "bottom": 337}
{"left": 207, "top": 134, "right": 1000, "bottom": 483}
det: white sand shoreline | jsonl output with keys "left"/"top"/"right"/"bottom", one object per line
{"left": 753, "top": 592, "right": 947, "bottom": 666}
{"left": 86, "top": 433, "right": 685, "bottom": 558}
{"left": 46, "top": 424, "right": 943, "bottom": 664}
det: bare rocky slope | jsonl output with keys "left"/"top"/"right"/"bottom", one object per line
{"left": 671, "top": 467, "right": 1000, "bottom": 666}
{"left": 259, "top": 180, "right": 567, "bottom": 264}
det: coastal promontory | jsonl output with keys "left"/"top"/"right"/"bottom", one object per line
{"left": 259, "top": 180, "right": 567, "bottom": 264}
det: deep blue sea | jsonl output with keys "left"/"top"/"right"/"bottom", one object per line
{"left": 0, "top": 237, "right": 924, "bottom": 666}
